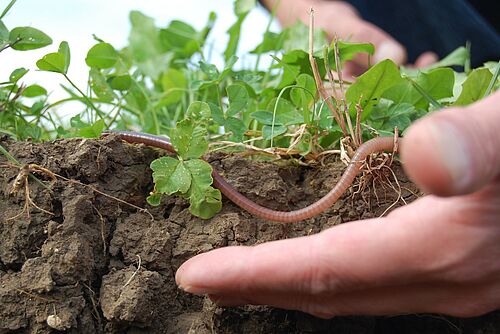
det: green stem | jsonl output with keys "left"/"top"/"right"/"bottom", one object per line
{"left": 63, "top": 74, "right": 108, "bottom": 126}
{"left": 0, "top": 143, "right": 20, "bottom": 165}
{"left": 406, "top": 77, "right": 442, "bottom": 109}
{"left": 484, "top": 60, "right": 500, "bottom": 98}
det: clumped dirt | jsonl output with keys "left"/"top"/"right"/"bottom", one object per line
{"left": 0, "top": 135, "right": 498, "bottom": 333}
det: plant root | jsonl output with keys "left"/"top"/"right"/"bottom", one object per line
{"left": 3, "top": 162, "right": 154, "bottom": 222}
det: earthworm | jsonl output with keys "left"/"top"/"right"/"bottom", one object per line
{"left": 105, "top": 130, "right": 398, "bottom": 222}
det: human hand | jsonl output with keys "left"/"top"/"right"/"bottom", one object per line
{"left": 261, "top": 0, "right": 437, "bottom": 75}
{"left": 176, "top": 90, "right": 500, "bottom": 318}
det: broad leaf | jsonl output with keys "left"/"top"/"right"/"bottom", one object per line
{"left": 160, "top": 68, "right": 187, "bottom": 106}
{"left": 22, "top": 84, "right": 47, "bottom": 97}
{"left": 9, "top": 67, "right": 28, "bottom": 82}
{"left": 184, "top": 159, "right": 221, "bottom": 219}
{"left": 384, "top": 68, "right": 454, "bottom": 109}
{"left": 150, "top": 156, "right": 191, "bottom": 195}
{"left": 455, "top": 68, "right": 493, "bottom": 106}
{"left": 36, "top": 52, "right": 67, "bottom": 74}
{"left": 187, "top": 101, "right": 211, "bottom": 120}
{"left": 86, "top": 42, "right": 117, "bottom": 69}
{"left": 188, "top": 187, "right": 222, "bottom": 219}
{"left": 90, "top": 68, "right": 116, "bottom": 102}
{"left": 170, "top": 119, "right": 208, "bottom": 159}
{"left": 9, "top": 26, "right": 52, "bottom": 50}
{"left": 58, "top": 41, "right": 70, "bottom": 74}
{"left": 226, "top": 83, "right": 249, "bottom": 116}
{"left": 346, "top": 59, "right": 403, "bottom": 117}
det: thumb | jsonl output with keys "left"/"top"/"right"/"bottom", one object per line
{"left": 402, "top": 90, "right": 500, "bottom": 196}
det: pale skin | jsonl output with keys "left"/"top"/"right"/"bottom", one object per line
{"left": 176, "top": 90, "right": 500, "bottom": 318}
{"left": 176, "top": 0, "right": 500, "bottom": 317}
{"left": 259, "top": 0, "right": 438, "bottom": 74}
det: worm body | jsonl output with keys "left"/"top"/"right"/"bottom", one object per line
{"left": 105, "top": 130, "right": 398, "bottom": 222}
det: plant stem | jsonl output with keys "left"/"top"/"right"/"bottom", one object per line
{"left": 484, "top": 60, "right": 500, "bottom": 98}
{"left": 406, "top": 77, "right": 442, "bottom": 109}
{"left": 0, "top": 0, "right": 16, "bottom": 19}
{"left": 63, "top": 74, "right": 108, "bottom": 126}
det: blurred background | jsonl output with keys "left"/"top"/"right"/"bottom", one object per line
{"left": 1, "top": 0, "right": 278, "bottom": 100}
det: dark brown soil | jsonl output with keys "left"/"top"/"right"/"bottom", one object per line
{"left": 0, "top": 135, "right": 498, "bottom": 333}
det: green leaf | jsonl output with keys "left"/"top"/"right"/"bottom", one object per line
{"left": 78, "top": 119, "right": 105, "bottom": 138}
{"left": 252, "top": 97, "right": 303, "bottom": 126}
{"left": 263, "top": 125, "right": 287, "bottom": 139}
{"left": 188, "top": 186, "right": 222, "bottom": 219}
{"left": 187, "top": 101, "right": 211, "bottom": 120}
{"left": 427, "top": 47, "right": 468, "bottom": 70}
{"left": 290, "top": 73, "right": 316, "bottom": 109}
{"left": 224, "top": 117, "right": 246, "bottom": 139}
{"left": 36, "top": 52, "right": 67, "bottom": 74}
{"left": 336, "top": 41, "right": 375, "bottom": 62}
{"left": 184, "top": 159, "right": 221, "bottom": 219}
{"left": 226, "top": 83, "right": 249, "bottom": 116}
{"left": 85, "top": 42, "right": 117, "bottom": 69}
{"left": 224, "top": 14, "right": 246, "bottom": 63}
{"left": 128, "top": 11, "right": 169, "bottom": 80}
{"left": 89, "top": 68, "right": 116, "bottom": 102}
{"left": 455, "top": 68, "right": 493, "bottom": 106}
{"left": 170, "top": 119, "right": 208, "bottom": 159}
{"left": 250, "top": 31, "right": 285, "bottom": 54}
{"left": 160, "top": 20, "right": 199, "bottom": 57}
{"left": 151, "top": 156, "right": 191, "bottom": 195}
{"left": 234, "top": 0, "right": 256, "bottom": 15}
{"left": 129, "top": 11, "right": 161, "bottom": 62}
{"left": 22, "top": 84, "right": 47, "bottom": 97}
{"left": 184, "top": 159, "right": 213, "bottom": 191}
{"left": 370, "top": 102, "right": 416, "bottom": 133}
{"left": 209, "top": 102, "right": 225, "bottom": 125}
{"left": 30, "top": 100, "right": 45, "bottom": 115}
{"left": 146, "top": 192, "right": 162, "bottom": 206}
{"left": 283, "top": 21, "right": 327, "bottom": 53}
{"left": 58, "top": 41, "right": 70, "bottom": 73}
{"left": 9, "top": 67, "right": 28, "bottom": 82}
{"left": 9, "top": 26, "right": 52, "bottom": 50}
{"left": 0, "top": 20, "right": 8, "bottom": 43}
{"left": 346, "top": 59, "right": 404, "bottom": 117}
{"left": 108, "top": 74, "right": 131, "bottom": 91}
{"left": 384, "top": 68, "right": 454, "bottom": 109}
{"left": 160, "top": 68, "right": 187, "bottom": 106}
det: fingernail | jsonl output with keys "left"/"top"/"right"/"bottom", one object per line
{"left": 179, "top": 284, "right": 210, "bottom": 295}
{"left": 374, "top": 41, "right": 406, "bottom": 64}
{"left": 428, "top": 120, "right": 472, "bottom": 192}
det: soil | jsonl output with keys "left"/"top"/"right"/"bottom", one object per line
{"left": 0, "top": 134, "right": 498, "bottom": 333}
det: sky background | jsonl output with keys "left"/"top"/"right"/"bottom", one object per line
{"left": 1, "top": 0, "right": 279, "bottom": 107}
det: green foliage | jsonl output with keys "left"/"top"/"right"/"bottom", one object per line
{"left": 85, "top": 43, "right": 118, "bottom": 69}
{"left": 1, "top": 0, "right": 498, "bottom": 219}
{"left": 36, "top": 41, "right": 70, "bottom": 74}
{"left": 9, "top": 26, "right": 52, "bottom": 50}
{"left": 346, "top": 59, "right": 404, "bottom": 117}
{"left": 148, "top": 119, "right": 221, "bottom": 219}
{"left": 455, "top": 68, "right": 493, "bottom": 105}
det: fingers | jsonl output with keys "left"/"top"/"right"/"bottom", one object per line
{"left": 175, "top": 195, "right": 459, "bottom": 309}
{"left": 210, "top": 280, "right": 500, "bottom": 318}
{"left": 268, "top": 0, "right": 407, "bottom": 67}
{"left": 402, "top": 90, "right": 500, "bottom": 196}
{"left": 414, "top": 51, "right": 439, "bottom": 68}
{"left": 317, "top": 3, "right": 407, "bottom": 67}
